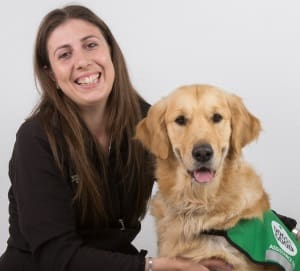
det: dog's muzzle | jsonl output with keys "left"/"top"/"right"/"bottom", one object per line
{"left": 188, "top": 144, "right": 215, "bottom": 183}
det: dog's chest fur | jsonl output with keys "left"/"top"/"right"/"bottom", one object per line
{"left": 151, "top": 158, "right": 276, "bottom": 271}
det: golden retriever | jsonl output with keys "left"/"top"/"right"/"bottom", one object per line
{"left": 135, "top": 84, "right": 282, "bottom": 270}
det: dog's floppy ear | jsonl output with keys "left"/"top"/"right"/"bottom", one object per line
{"left": 135, "top": 98, "right": 170, "bottom": 159}
{"left": 228, "top": 94, "right": 261, "bottom": 157}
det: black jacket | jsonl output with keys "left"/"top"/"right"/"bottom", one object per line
{"left": 0, "top": 103, "right": 153, "bottom": 271}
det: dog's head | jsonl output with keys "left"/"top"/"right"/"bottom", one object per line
{"left": 135, "top": 84, "right": 261, "bottom": 185}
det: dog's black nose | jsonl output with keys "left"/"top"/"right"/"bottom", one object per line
{"left": 192, "top": 144, "right": 213, "bottom": 162}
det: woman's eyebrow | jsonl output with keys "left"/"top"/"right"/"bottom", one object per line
{"left": 53, "top": 44, "right": 71, "bottom": 56}
{"left": 80, "top": 34, "right": 101, "bottom": 42}
{"left": 53, "top": 35, "right": 101, "bottom": 56}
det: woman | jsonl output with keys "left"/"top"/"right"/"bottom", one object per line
{"left": 0, "top": 5, "right": 232, "bottom": 271}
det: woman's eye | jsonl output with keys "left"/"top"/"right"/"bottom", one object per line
{"left": 212, "top": 113, "right": 223, "bottom": 123}
{"left": 175, "top": 115, "right": 187, "bottom": 126}
{"left": 87, "top": 42, "right": 98, "bottom": 49}
{"left": 58, "top": 52, "right": 71, "bottom": 59}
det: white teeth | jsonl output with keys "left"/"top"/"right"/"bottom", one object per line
{"left": 77, "top": 73, "right": 99, "bottom": 85}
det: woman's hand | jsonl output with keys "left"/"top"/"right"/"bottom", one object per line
{"left": 200, "top": 258, "right": 233, "bottom": 271}
{"left": 145, "top": 257, "right": 233, "bottom": 271}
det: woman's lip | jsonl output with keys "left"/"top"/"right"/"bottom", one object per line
{"left": 75, "top": 77, "right": 101, "bottom": 89}
{"left": 74, "top": 72, "right": 101, "bottom": 85}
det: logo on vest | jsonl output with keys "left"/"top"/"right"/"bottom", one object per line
{"left": 271, "top": 220, "right": 297, "bottom": 256}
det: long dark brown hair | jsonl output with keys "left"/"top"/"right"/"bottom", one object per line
{"left": 32, "top": 5, "right": 153, "bottom": 226}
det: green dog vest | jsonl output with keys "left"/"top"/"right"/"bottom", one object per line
{"left": 225, "top": 210, "right": 300, "bottom": 271}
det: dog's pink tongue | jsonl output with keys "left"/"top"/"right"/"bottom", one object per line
{"left": 193, "top": 170, "right": 214, "bottom": 183}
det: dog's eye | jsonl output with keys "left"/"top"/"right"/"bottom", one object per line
{"left": 212, "top": 113, "right": 223, "bottom": 123}
{"left": 175, "top": 115, "right": 187, "bottom": 126}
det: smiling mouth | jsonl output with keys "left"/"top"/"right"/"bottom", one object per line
{"left": 75, "top": 73, "right": 101, "bottom": 85}
{"left": 188, "top": 167, "right": 215, "bottom": 183}
{"left": 174, "top": 148, "right": 216, "bottom": 184}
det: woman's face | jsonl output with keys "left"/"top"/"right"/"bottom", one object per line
{"left": 47, "top": 19, "right": 115, "bottom": 109}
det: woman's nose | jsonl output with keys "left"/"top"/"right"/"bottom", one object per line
{"left": 74, "top": 50, "right": 92, "bottom": 69}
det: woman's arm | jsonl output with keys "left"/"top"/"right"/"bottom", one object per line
{"left": 11, "top": 119, "right": 145, "bottom": 271}
{"left": 144, "top": 257, "right": 232, "bottom": 271}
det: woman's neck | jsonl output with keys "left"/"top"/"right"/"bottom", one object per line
{"left": 80, "top": 104, "right": 110, "bottom": 152}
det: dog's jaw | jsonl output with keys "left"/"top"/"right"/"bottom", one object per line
{"left": 173, "top": 146, "right": 218, "bottom": 184}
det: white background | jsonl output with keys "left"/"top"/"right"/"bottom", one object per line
{"left": 1, "top": 0, "right": 300, "bottom": 257}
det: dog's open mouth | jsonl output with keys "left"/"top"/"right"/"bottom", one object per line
{"left": 188, "top": 167, "right": 215, "bottom": 183}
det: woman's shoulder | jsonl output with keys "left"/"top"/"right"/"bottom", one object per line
{"left": 16, "top": 116, "right": 47, "bottom": 144}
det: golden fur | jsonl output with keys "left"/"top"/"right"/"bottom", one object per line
{"left": 135, "top": 85, "right": 280, "bottom": 270}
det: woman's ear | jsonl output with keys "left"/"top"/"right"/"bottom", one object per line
{"left": 44, "top": 66, "right": 59, "bottom": 88}
{"left": 48, "top": 70, "right": 56, "bottom": 82}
